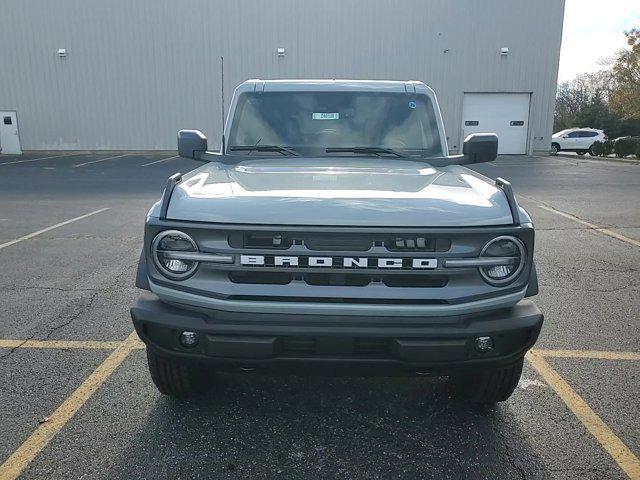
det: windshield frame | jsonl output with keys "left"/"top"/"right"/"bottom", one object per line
{"left": 223, "top": 84, "right": 448, "bottom": 159}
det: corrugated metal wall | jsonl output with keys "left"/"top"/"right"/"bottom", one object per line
{"left": 0, "top": 0, "right": 564, "bottom": 152}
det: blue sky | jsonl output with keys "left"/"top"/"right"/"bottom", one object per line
{"left": 558, "top": 0, "right": 640, "bottom": 82}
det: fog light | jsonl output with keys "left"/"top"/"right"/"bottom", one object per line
{"left": 475, "top": 336, "right": 494, "bottom": 352}
{"left": 179, "top": 331, "right": 199, "bottom": 348}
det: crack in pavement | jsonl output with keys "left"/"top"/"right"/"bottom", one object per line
{"left": 0, "top": 335, "right": 37, "bottom": 360}
{"left": 43, "top": 290, "right": 102, "bottom": 341}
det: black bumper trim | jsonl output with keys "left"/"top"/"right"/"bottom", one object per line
{"left": 131, "top": 294, "right": 543, "bottom": 375}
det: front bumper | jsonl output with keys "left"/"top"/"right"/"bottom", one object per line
{"left": 131, "top": 293, "right": 543, "bottom": 376}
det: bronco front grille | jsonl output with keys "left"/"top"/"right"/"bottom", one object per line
{"left": 147, "top": 223, "right": 534, "bottom": 306}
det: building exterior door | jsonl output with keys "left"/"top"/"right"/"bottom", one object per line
{"left": 0, "top": 111, "right": 22, "bottom": 154}
{"left": 461, "top": 94, "right": 530, "bottom": 155}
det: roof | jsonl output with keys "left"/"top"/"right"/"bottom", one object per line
{"left": 237, "top": 79, "right": 433, "bottom": 94}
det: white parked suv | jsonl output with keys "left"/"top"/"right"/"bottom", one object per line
{"left": 551, "top": 128, "right": 605, "bottom": 156}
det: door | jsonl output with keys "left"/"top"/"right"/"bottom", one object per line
{"left": 0, "top": 111, "right": 22, "bottom": 154}
{"left": 576, "top": 130, "right": 598, "bottom": 150}
{"left": 461, "top": 93, "right": 530, "bottom": 154}
{"left": 561, "top": 130, "right": 582, "bottom": 150}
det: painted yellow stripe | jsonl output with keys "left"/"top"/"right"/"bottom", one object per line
{"left": 534, "top": 349, "right": 640, "bottom": 361}
{"left": 0, "top": 332, "right": 141, "bottom": 480}
{"left": 0, "top": 339, "right": 123, "bottom": 350}
{"left": 537, "top": 204, "right": 640, "bottom": 248}
{"left": 73, "top": 153, "right": 132, "bottom": 167}
{"left": 527, "top": 351, "right": 640, "bottom": 479}
{"left": 0, "top": 153, "right": 82, "bottom": 166}
{"left": 140, "top": 155, "right": 179, "bottom": 167}
{"left": 0, "top": 208, "right": 110, "bottom": 250}
{"left": 0, "top": 338, "right": 145, "bottom": 350}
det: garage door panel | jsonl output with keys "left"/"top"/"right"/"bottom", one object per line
{"left": 462, "top": 93, "right": 530, "bottom": 155}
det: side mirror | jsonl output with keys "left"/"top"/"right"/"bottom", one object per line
{"left": 463, "top": 133, "right": 498, "bottom": 163}
{"left": 178, "top": 129, "right": 208, "bottom": 160}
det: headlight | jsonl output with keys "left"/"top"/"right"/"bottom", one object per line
{"left": 479, "top": 236, "right": 525, "bottom": 286}
{"left": 151, "top": 230, "right": 199, "bottom": 280}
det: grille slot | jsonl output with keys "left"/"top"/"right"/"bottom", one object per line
{"left": 229, "top": 272, "right": 292, "bottom": 285}
{"left": 304, "top": 236, "right": 372, "bottom": 251}
{"left": 385, "top": 237, "right": 451, "bottom": 252}
{"left": 228, "top": 233, "right": 293, "bottom": 250}
{"left": 227, "top": 295, "right": 448, "bottom": 305}
{"left": 304, "top": 273, "right": 371, "bottom": 287}
{"left": 229, "top": 272, "right": 448, "bottom": 288}
{"left": 228, "top": 232, "right": 451, "bottom": 252}
{"left": 382, "top": 275, "right": 448, "bottom": 288}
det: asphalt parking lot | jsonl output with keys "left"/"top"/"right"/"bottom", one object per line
{"left": 0, "top": 151, "right": 638, "bottom": 479}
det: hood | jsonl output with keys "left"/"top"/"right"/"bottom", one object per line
{"left": 165, "top": 158, "right": 513, "bottom": 227}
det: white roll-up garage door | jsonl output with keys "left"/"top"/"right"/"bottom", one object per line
{"left": 461, "top": 93, "right": 531, "bottom": 155}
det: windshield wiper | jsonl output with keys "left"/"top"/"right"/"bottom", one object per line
{"left": 325, "top": 147, "right": 406, "bottom": 157}
{"left": 229, "top": 145, "right": 299, "bottom": 156}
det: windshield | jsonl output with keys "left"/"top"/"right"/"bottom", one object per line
{"left": 227, "top": 91, "right": 443, "bottom": 157}
{"left": 553, "top": 129, "right": 571, "bottom": 136}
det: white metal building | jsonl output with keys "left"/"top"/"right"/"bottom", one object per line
{"left": 0, "top": 0, "right": 565, "bottom": 155}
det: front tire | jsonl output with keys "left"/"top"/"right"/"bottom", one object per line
{"left": 146, "top": 348, "right": 210, "bottom": 398}
{"left": 589, "top": 145, "right": 597, "bottom": 156}
{"left": 550, "top": 143, "right": 559, "bottom": 156}
{"left": 452, "top": 358, "right": 523, "bottom": 404}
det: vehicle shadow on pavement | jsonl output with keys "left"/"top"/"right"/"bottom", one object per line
{"left": 112, "top": 373, "right": 549, "bottom": 479}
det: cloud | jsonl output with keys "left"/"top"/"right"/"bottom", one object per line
{"left": 558, "top": 0, "right": 640, "bottom": 82}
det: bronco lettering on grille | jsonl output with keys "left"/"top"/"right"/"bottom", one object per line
{"left": 240, "top": 255, "right": 437, "bottom": 269}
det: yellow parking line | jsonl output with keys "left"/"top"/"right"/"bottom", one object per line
{"left": 73, "top": 153, "right": 132, "bottom": 168}
{"left": 534, "top": 349, "right": 640, "bottom": 361}
{"left": 0, "top": 339, "right": 123, "bottom": 349}
{"left": 0, "top": 208, "right": 110, "bottom": 250}
{"left": 537, "top": 204, "right": 640, "bottom": 248}
{"left": 0, "top": 153, "right": 82, "bottom": 166}
{"left": 527, "top": 351, "right": 640, "bottom": 479}
{"left": 0, "top": 338, "right": 146, "bottom": 350}
{"left": 140, "top": 155, "right": 179, "bottom": 167}
{"left": 0, "top": 331, "right": 141, "bottom": 480}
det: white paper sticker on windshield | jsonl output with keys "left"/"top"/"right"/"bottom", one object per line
{"left": 312, "top": 112, "right": 339, "bottom": 120}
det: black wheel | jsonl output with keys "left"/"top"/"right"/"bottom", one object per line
{"left": 550, "top": 143, "right": 559, "bottom": 156}
{"left": 588, "top": 145, "right": 597, "bottom": 156}
{"left": 146, "top": 348, "right": 210, "bottom": 398}
{"left": 452, "top": 358, "right": 523, "bottom": 404}
{"left": 577, "top": 150, "right": 586, "bottom": 156}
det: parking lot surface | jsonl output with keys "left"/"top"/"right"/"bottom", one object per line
{"left": 0, "top": 152, "right": 638, "bottom": 479}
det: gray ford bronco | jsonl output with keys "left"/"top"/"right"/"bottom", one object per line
{"left": 131, "top": 79, "right": 542, "bottom": 403}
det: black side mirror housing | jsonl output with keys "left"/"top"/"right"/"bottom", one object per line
{"left": 178, "top": 130, "right": 208, "bottom": 160}
{"left": 463, "top": 133, "right": 498, "bottom": 163}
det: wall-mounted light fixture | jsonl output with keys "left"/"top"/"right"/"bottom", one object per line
{"left": 277, "top": 47, "right": 285, "bottom": 57}
{"left": 500, "top": 47, "right": 509, "bottom": 56}
{"left": 57, "top": 48, "right": 67, "bottom": 58}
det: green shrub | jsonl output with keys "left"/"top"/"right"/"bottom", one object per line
{"left": 601, "top": 140, "right": 613, "bottom": 156}
{"left": 614, "top": 136, "right": 640, "bottom": 157}
{"left": 636, "top": 143, "right": 640, "bottom": 159}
